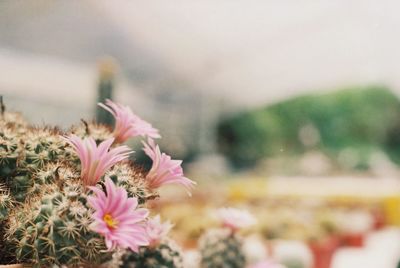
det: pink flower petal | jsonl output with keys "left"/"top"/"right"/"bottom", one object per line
{"left": 64, "top": 135, "right": 132, "bottom": 186}
{"left": 142, "top": 138, "right": 196, "bottom": 194}
{"left": 98, "top": 99, "right": 160, "bottom": 143}
{"left": 88, "top": 177, "right": 149, "bottom": 252}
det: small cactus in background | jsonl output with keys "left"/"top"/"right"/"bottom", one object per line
{"left": 199, "top": 208, "right": 256, "bottom": 268}
{"left": 96, "top": 57, "right": 116, "bottom": 126}
{"left": 120, "top": 239, "right": 184, "bottom": 268}
{"left": 199, "top": 228, "right": 246, "bottom": 268}
{"left": 0, "top": 98, "right": 195, "bottom": 267}
{"left": 119, "top": 215, "right": 184, "bottom": 268}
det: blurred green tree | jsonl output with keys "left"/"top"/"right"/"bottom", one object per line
{"left": 217, "top": 86, "right": 400, "bottom": 169}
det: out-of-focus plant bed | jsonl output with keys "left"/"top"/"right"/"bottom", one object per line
{"left": 152, "top": 177, "right": 391, "bottom": 250}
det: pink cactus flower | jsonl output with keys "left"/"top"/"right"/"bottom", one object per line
{"left": 98, "top": 99, "right": 160, "bottom": 143}
{"left": 146, "top": 215, "right": 174, "bottom": 247}
{"left": 142, "top": 138, "right": 196, "bottom": 195}
{"left": 88, "top": 177, "right": 149, "bottom": 252}
{"left": 216, "top": 207, "right": 257, "bottom": 231}
{"left": 63, "top": 135, "right": 132, "bottom": 186}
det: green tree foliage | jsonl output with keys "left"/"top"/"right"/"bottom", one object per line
{"left": 217, "top": 86, "right": 400, "bottom": 169}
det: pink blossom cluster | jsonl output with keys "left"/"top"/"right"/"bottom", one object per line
{"left": 63, "top": 100, "right": 195, "bottom": 252}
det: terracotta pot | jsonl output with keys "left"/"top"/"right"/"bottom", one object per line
{"left": 342, "top": 233, "right": 365, "bottom": 247}
{"left": 0, "top": 265, "right": 24, "bottom": 268}
{"left": 308, "top": 235, "right": 340, "bottom": 268}
{"left": 266, "top": 240, "right": 274, "bottom": 257}
{"left": 182, "top": 239, "right": 197, "bottom": 250}
{"left": 371, "top": 209, "right": 385, "bottom": 230}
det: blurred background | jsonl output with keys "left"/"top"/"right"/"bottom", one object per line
{"left": 2, "top": 1, "right": 400, "bottom": 267}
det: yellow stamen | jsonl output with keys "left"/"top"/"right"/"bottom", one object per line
{"left": 103, "top": 213, "right": 118, "bottom": 229}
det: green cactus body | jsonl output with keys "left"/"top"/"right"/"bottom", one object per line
{"left": 22, "top": 128, "right": 76, "bottom": 169}
{"left": 199, "top": 228, "right": 246, "bottom": 268}
{"left": 0, "top": 184, "right": 15, "bottom": 263}
{"left": 0, "top": 127, "right": 23, "bottom": 178}
{"left": 0, "top": 107, "right": 174, "bottom": 267}
{"left": 120, "top": 239, "right": 184, "bottom": 268}
{"left": 0, "top": 184, "right": 13, "bottom": 222}
{"left": 7, "top": 177, "right": 109, "bottom": 267}
{"left": 4, "top": 159, "right": 152, "bottom": 266}
{"left": 106, "top": 163, "right": 154, "bottom": 204}
{"left": 0, "top": 128, "right": 78, "bottom": 202}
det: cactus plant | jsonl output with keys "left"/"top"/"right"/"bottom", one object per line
{"left": 106, "top": 162, "right": 155, "bottom": 205}
{"left": 0, "top": 185, "right": 13, "bottom": 245}
{"left": 0, "top": 184, "right": 14, "bottom": 263}
{"left": 0, "top": 184, "right": 12, "bottom": 222}
{"left": 0, "top": 110, "right": 28, "bottom": 131}
{"left": 120, "top": 238, "right": 184, "bottom": 268}
{"left": 118, "top": 215, "right": 184, "bottom": 268}
{"left": 199, "top": 228, "right": 246, "bottom": 268}
{"left": 199, "top": 208, "right": 256, "bottom": 268}
{"left": 7, "top": 177, "right": 109, "bottom": 267}
{"left": 70, "top": 120, "right": 113, "bottom": 144}
{"left": 0, "top": 127, "right": 77, "bottom": 202}
{"left": 0, "top": 99, "right": 194, "bottom": 267}
{"left": 0, "top": 127, "right": 21, "bottom": 178}
{"left": 96, "top": 57, "right": 116, "bottom": 126}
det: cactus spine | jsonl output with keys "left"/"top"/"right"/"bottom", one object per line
{"left": 6, "top": 166, "right": 109, "bottom": 267}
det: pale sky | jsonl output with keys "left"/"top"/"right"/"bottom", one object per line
{"left": 1, "top": 0, "right": 400, "bottom": 109}
{"left": 97, "top": 0, "right": 400, "bottom": 107}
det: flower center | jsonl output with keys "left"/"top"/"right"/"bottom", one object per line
{"left": 103, "top": 213, "right": 118, "bottom": 229}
